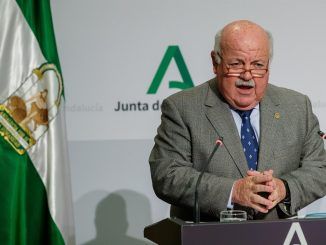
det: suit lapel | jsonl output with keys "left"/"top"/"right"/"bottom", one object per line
{"left": 204, "top": 80, "right": 248, "bottom": 177}
{"left": 257, "top": 86, "right": 281, "bottom": 171}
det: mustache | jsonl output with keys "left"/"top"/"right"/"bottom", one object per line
{"left": 235, "top": 80, "right": 255, "bottom": 88}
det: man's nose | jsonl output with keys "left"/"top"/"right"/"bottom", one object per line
{"left": 240, "top": 70, "right": 253, "bottom": 81}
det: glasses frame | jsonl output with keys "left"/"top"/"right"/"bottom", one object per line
{"left": 217, "top": 53, "right": 269, "bottom": 78}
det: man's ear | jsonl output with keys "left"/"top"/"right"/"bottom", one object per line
{"left": 211, "top": 51, "right": 218, "bottom": 74}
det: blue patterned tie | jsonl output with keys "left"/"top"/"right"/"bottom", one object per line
{"left": 237, "top": 110, "right": 259, "bottom": 170}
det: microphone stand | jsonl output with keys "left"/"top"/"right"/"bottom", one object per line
{"left": 194, "top": 138, "right": 223, "bottom": 223}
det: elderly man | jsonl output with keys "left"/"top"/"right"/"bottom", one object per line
{"left": 149, "top": 20, "right": 326, "bottom": 220}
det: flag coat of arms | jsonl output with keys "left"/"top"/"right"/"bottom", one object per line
{"left": 0, "top": 0, "right": 75, "bottom": 244}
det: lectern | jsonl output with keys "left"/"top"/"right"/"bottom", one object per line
{"left": 144, "top": 217, "right": 326, "bottom": 244}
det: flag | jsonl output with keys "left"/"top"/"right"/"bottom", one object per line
{"left": 0, "top": 0, "right": 75, "bottom": 244}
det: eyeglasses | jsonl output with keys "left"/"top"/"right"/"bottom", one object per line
{"left": 218, "top": 54, "right": 269, "bottom": 78}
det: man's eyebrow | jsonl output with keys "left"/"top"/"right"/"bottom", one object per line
{"left": 251, "top": 59, "right": 268, "bottom": 63}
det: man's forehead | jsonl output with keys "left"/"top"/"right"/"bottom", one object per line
{"left": 222, "top": 20, "right": 267, "bottom": 37}
{"left": 221, "top": 29, "right": 269, "bottom": 57}
{"left": 221, "top": 39, "right": 269, "bottom": 54}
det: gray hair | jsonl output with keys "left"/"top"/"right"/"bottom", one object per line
{"left": 213, "top": 29, "right": 274, "bottom": 64}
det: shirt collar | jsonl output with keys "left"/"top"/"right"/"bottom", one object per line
{"left": 229, "top": 103, "right": 260, "bottom": 112}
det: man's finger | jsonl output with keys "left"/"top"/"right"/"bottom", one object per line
{"left": 250, "top": 193, "right": 274, "bottom": 207}
{"left": 247, "top": 170, "right": 261, "bottom": 176}
{"left": 265, "top": 180, "right": 276, "bottom": 189}
{"left": 268, "top": 191, "right": 280, "bottom": 202}
{"left": 251, "top": 203, "right": 269, "bottom": 213}
{"left": 251, "top": 184, "right": 274, "bottom": 193}
{"left": 252, "top": 174, "right": 273, "bottom": 184}
{"left": 266, "top": 200, "right": 278, "bottom": 210}
{"left": 263, "top": 169, "right": 273, "bottom": 175}
{"left": 249, "top": 194, "right": 274, "bottom": 213}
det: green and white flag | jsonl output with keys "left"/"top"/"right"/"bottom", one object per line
{"left": 0, "top": 0, "right": 75, "bottom": 244}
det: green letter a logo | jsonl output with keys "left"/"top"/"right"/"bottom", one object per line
{"left": 147, "top": 46, "right": 194, "bottom": 94}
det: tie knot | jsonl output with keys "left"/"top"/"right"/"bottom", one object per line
{"left": 236, "top": 109, "right": 253, "bottom": 120}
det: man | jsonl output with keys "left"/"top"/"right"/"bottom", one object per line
{"left": 149, "top": 20, "right": 326, "bottom": 220}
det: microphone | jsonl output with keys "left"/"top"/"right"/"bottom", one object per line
{"left": 318, "top": 130, "right": 326, "bottom": 140}
{"left": 194, "top": 137, "right": 223, "bottom": 223}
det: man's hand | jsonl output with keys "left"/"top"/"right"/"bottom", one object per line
{"left": 232, "top": 172, "right": 274, "bottom": 213}
{"left": 247, "top": 170, "right": 287, "bottom": 210}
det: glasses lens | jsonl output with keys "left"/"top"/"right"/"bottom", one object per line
{"left": 227, "top": 68, "right": 267, "bottom": 77}
{"left": 251, "top": 69, "right": 267, "bottom": 75}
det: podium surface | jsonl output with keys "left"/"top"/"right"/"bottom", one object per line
{"left": 144, "top": 217, "right": 326, "bottom": 245}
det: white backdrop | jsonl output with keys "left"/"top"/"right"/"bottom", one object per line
{"left": 51, "top": 1, "right": 326, "bottom": 244}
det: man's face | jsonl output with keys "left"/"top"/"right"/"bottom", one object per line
{"left": 212, "top": 29, "right": 270, "bottom": 110}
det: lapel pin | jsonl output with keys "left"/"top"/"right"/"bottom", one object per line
{"left": 274, "top": 112, "right": 280, "bottom": 119}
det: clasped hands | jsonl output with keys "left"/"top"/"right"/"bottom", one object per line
{"left": 232, "top": 170, "right": 286, "bottom": 213}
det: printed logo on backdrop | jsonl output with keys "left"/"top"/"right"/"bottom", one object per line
{"left": 283, "top": 222, "right": 308, "bottom": 245}
{"left": 147, "top": 46, "right": 194, "bottom": 94}
{"left": 114, "top": 45, "right": 194, "bottom": 112}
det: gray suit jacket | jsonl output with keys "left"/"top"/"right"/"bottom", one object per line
{"left": 149, "top": 78, "right": 326, "bottom": 221}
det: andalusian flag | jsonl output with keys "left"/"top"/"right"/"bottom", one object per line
{"left": 0, "top": 0, "right": 75, "bottom": 244}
